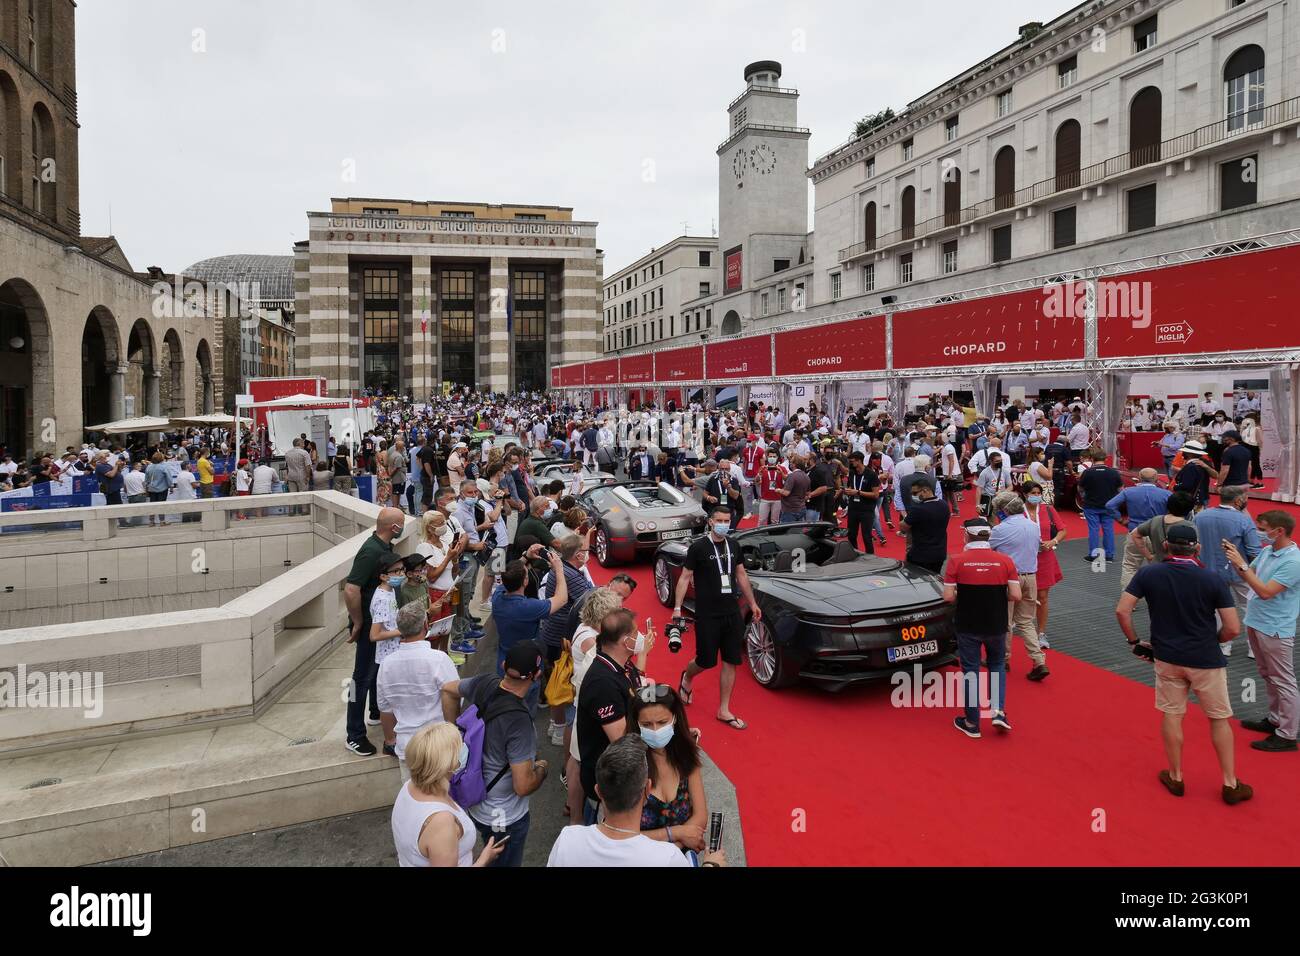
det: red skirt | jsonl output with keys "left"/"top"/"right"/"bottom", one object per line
{"left": 1036, "top": 546, "right": 1063, "bottom": 589}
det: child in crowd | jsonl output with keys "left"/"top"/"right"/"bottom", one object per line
{"left": 370, "top": 551, "right": 407, "bottom": 756}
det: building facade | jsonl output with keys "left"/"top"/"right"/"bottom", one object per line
{"left": 296, "top": 198, "right": 600, "bottom": 397}
{"left": 602, "top": 236, "right": 718, "bottom": 353}
{"left": 0, "top": 0, "right": 216, "bottom": 458}
{"left": 809, "top": 0, "right": 1296, "bottom": 321}
{"left": 185, "top": 253, "right": 298, "bottom": 406}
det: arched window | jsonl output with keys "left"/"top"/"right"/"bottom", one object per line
{"left": 900, "top": 185, "right": 916, "bottom": 240}
{"left": 1225, "top": 45, "right": 1265, "bottom": 131}
{"left": 943, "top": 167, "right": 962, "bottom": 226}
{"left": 1129, "top": 87, "right": 1162, "bottom": 166}
{"left": 1054, "top": 119, "right": 1081, "bottom": 191}
{"left": 994, "top": 146, "right": 1016, "bottom": 210}
{"left": 864, "top": 201, "right": 877, "bottom": 251}
{"left": 30, "top": 103, "right": 55, "bottom": 218}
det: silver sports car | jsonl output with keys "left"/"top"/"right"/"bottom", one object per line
{"left": 579, "top": 481, "right": 707, "bottom": 567}
{"left": 533, "top": 461, "right": 608, "bottom": 495}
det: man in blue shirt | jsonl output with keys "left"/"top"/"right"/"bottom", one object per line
{"left": 491, "top": 552, "right": 568, "bottom": 679}
{"left": 1109, "top": 468, "right": 1172, "bottom": 587}
{"left": 990, "top": 495, "right": 1049, "bottom": 681}
{"left": 1224, "top": 509, "right": 1300, "bottom": 752}
{"left": 1193, "top": 486, "right": 1260, "bottom": 657}
{"left": 1117, "top": 523, "right": 1251, "bottom": 804}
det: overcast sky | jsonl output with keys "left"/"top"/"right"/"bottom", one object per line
{"left": 77, "top": 0, "right": 1049, "bottom": 275}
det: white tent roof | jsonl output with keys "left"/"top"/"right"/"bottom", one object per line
{"left": 171, "top": 413, "right": 254, "bottom": 426}
{"left": 84, "top": 416, "right": 172, "bottom": 434}
{"left": 240, "top": 393, "right": 354, "bottom": 409}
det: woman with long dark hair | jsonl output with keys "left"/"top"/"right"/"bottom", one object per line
{"left": 626, "top": 684, "right": 708, "bottom": 854}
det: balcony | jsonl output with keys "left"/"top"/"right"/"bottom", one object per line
{"left": 717, "top": 123, "right": 811, "bottom": 152}
{"left": 839, "top": 95, "right": 1300, "bottom": 264}
{"left": 726, "top": 85, "right": 799, "bottom": 113}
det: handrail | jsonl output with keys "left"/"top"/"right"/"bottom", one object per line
{"left": 726, "top": 85, "right": 800, "bottom": 113}
{"left": 839, "top": 96, "right": 1300, "bottom": 262}
{"left": 717, "top": 124, "right": 811, "bottom": 152}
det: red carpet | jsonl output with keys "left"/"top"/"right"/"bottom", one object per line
{"left": 602, "top": 495, "right": 1300, "bottom": 866}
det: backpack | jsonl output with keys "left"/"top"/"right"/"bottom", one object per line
{"left": 449, "top": 678, "right": 531, "bottom": 808}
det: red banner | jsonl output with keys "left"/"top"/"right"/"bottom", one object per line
{"left": 725, "top": 248, "right": 743, "bottom": 292}
{"left": 586, "top": 358, "right": 619, "bottom": 385}
{"left": 1098, "top": 244, "right": 1300, "bottom": 358}
{"left": 774, "top": 315, "right": 886, "bottom": 377}
{"left": 550, "top": 366, "right": 561, "bottom": 388}
{"left": 619, "top": 353, "right": 654, "bottom": 384}
{"left": 654, "top": 345, "right": 705, "bottom": 383}
{"left": 560, "top": 364, "right": 585, "bottom": 387}
{"left": 892, "top": 289, "right": 1085, "bottom": 369}
{"left": 706, "top": 335, "right": 772, "bottom": 380}
{"left": 663, "top": 388, "right": 684, "bottom": 408}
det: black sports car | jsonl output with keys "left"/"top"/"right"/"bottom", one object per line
{"left": 652, "top": 522, "right": 956, "bottom": 691}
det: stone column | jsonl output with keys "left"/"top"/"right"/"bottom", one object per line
{"left": 488, "top": 256, "right": 510, "bottom": 395}
{"left": 145, "top": 369, "right": 162, "bottom": 417}
{"left": 411, "top": 256, "right": 435, "bottom": 400}
{"left": 558, "top": 257, "right": 601, "bottom": 365}
{"left": 202, "top": 373, "right": 214, "bottom": 414}
{"left": 108, "top": 363, "right": 128, "bottom": 422}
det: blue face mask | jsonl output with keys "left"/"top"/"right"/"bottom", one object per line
{"left": 713, "top": 522, "right": 730, "bottom": 536}
{"left": 640, "top": 723, "right": 675, "bottom": 750}
{"left": 1027, "top": 495, "right": 1043, "bottom": 505}
{"left": 387, "top": 574, "right": 406, "bottom": 588}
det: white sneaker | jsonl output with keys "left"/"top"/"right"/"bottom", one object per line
{"left": 1247, "top": 647, "right": 1256, "bottom": 659}
{"left": 548, "top": 722, "right": 565, "bottom": 746}
{"left": 365, "top": 716, "right": 382, "bottom": 727}
{"left": 1039, "top": 635, "right": 1050, "bottom": 649}
{"left": 1221, "top": 643, "right": 1233, "bottom": 657}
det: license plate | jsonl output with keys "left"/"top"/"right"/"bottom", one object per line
{"left": 887, "top": 639, "right": 939, "bottom": 663}
{"left": 660, "top": 529, "right": 691, "bottom": 540}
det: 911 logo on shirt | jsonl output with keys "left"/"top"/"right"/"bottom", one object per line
{"left": 597, "top": 704, "right": 615, "bottom": 719}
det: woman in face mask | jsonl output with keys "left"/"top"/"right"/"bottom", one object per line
{"left": 627, "top": 684, "right": 708, "bottom": 855}
{"left": 1022, "top": 482, "right": 1066, "bottom": 648}
{"left": 391, "top": 721, "right": 504, "bottom": 867}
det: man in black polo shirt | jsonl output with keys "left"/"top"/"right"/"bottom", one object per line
{"left": 674, "top": 505, "right": 761, "bottom": 730}
{"left": 1079, "top": 451, "right": 1124, "bottom": 561}
{"left": 575, "top": 608, "right": 639, "bottom": 818}
{"left": 902, "top": 481, "right": 950, "bottom": 574}
{"left": 1116, "top": 523, "right": 1252, "bottom": 805}
{"left": 844, "top": 451, "right": 881, "bottom": 553}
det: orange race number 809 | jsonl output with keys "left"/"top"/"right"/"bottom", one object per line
{"left": 901, "top": 625, "right": 927, "bottom": 642}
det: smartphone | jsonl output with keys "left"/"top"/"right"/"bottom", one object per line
{"left": 708, "top": 810, "right": 725, "bottom": 853}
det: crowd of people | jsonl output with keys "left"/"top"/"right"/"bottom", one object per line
{"left": 2, "top": 382, "right": 1290, "bottom": 864}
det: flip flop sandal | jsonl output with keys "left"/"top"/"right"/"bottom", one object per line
{"left": 717, "top": 715, "right": 747, "bottom": 730}
{"left": 678, "top": 670, "right": 694, "bottom": 705}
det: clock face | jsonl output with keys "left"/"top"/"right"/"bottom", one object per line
{"left": 732, "top": 148, "right": 748, "bottom": 181}
{"left": 750, "top": 143, "right": 777, "bottom": 174}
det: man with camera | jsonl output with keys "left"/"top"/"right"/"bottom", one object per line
{"left": 704, "top": 459, "right": 744, "bottom": 531}
{"left": 673, "top": 505, "right": 761, "bottom": 731}
{"left": 1116, "top": 523, "right": 1253, "bottom": 804}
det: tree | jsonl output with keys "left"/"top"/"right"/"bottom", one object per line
{"left": 854, "top": 108, "right": 896, "bottom": 140}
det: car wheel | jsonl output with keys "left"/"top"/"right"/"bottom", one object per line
{"left": 653, "top": 557, "right": 674, "bottom": 607}
{"left": 594, "top": 526, "right": 617, "bottom": 567}
{"left": 745, "top": 616, "right": 795, "bottom": 689}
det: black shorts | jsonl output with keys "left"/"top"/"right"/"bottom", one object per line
{"left": 694, "top": 610, "right": 744, "bottom": 669}
{"left": 421, "top": 482, "right": 434, "bottom": 505}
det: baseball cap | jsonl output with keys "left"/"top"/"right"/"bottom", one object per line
{"left": 504, "top": 640, "right": 544, "bottom": 679}
{"left": 1166, "top": 524, "right": 1199, "bottom": 546}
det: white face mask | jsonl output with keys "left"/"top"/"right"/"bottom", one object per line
{"left": 625, "top": 632, "right": 645, "bottom": 655}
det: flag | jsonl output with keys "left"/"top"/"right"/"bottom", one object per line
{"left": 506, "top": 286, "right": 513, "bottom": 335}
{"left": 419, "top": 294, "right": 428, "bottom": 334}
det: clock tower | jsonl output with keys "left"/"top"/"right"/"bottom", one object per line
{"left": 716, "top": 61, "right": 811, "bottom": 299}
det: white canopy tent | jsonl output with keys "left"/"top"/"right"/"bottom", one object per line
{"left": 170, "top": 413, "right": 254, "bottom": 428}
{"left": 233, "top": 393, "right": 376, "bottom": 459}
{"left": 84, "top": 416, "right": 172, "bottom": 434}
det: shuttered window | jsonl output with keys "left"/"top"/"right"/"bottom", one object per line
{"left": 1127, "top": 184, "right": 1157, "bottom": 231}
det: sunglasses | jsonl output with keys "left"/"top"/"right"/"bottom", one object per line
{"left": 635, "top": 683, "right": 676, "bottom": 705}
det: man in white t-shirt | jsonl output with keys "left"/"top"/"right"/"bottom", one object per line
{"left": 378, "top": 602, "right": 460, "bottom": 781}
{"left": 447, "top": 442, "right": 467, "bottom": 492}
{"left": 1066, "top": 414, "right": 1092, "bottom": 460}
{"left": 547, "top": 736, "right": 723, "bottom": 867}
